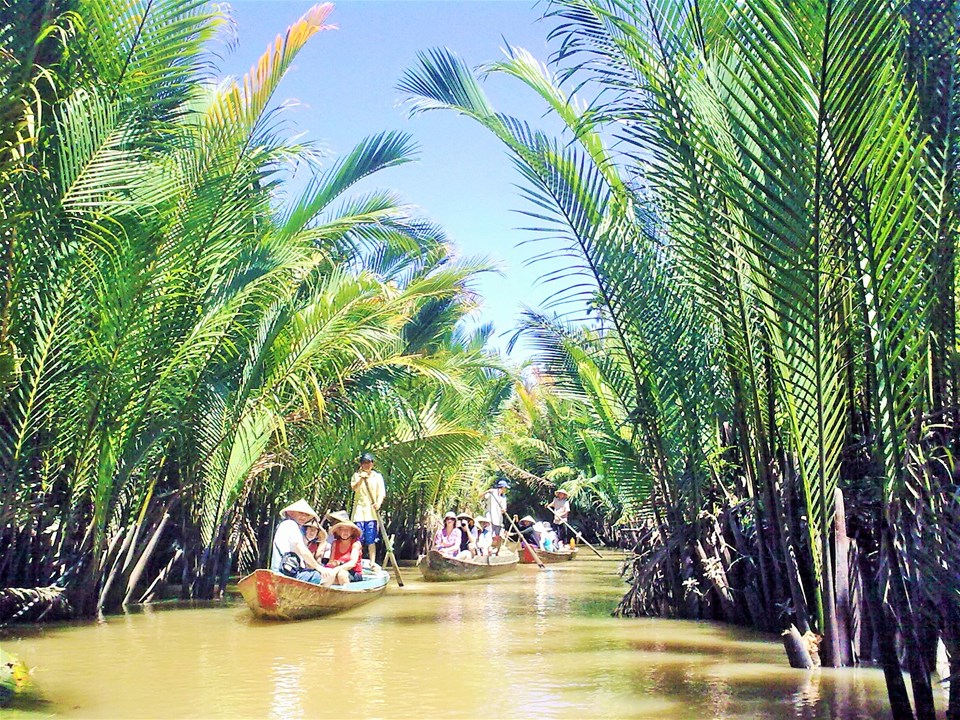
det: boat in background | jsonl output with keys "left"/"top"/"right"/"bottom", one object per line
{"left": 417, "top": 550, "right": 518, "bottom": 581}
{"left": 238, "top": 567, "right": 389, "bottom": 620}
{"left": 518, "top": 544, "right": 577, "bottom": 564}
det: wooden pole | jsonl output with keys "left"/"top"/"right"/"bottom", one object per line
{"left": 543, "top": 504, "right": 603, "bottom": 558}
{"left": 362, "top": 476, "right": 404, "bottom": 587}
{"left": 506, "top": 513, "right": 545, "bottom": 569}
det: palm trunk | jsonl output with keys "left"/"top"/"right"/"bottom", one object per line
{"left": 886, "top": 534, "right": 937, "bottom": 720}
{"left": 777, "top": 457, "right": 812, "bottom": 634}
{"left": 122, "top": 510, "right": 171, "bottom": 605}
{"left": 861, "top": 530, "right": 915, "bottom": 719}
{"left": 833, "top": 487, "right": 853, "bottom": 665}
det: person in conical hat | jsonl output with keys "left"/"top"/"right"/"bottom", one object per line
{"left": 475, "top": 515, "right": 494, "bottom": 556}
{"left": 271, "top": 499, "right": 335, "bottom": 585}
{"left": 301, "top": 518, "right": 328, "bottom": 562}
{"left": 480, "top": 478, "right": 510, "bottom": 553}
{"left": 325, "top": 520, "right": 364, "bottom": 584}
{"left": 547, "top": 487, "right": 572, "bottom": 544}
{"left": 537, "top": 520, "right": 559, "bottom": 551}
{"left": 317, "top": 510, "right": 350, "bottom": 563}
{"left": 517, "top": 515, "right": 541, "bottom": 548}
{"left": 329, "top": 520, "right": 362, "bottom": 540}
{"left": 280, "top": 499, "right": 320, "bottom": 524}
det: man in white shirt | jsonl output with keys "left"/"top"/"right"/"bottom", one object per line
{"left": 351, "top": 451, "right": 386, "bottom": 566}
{"left": 481, "top": 479, "right": 509, "bottom": 553}
{"left": 271, "top": 499, "right": 332, "bottom": 584}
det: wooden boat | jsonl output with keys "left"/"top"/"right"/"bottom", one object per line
{"left": 417, "top": 549, "right": 519, "bottom": 582}
{"left": 518, "top": 544, "right": 577, "bottom": 564}
{"left": 238, "top": 568, "right": 389, "bottom": 620}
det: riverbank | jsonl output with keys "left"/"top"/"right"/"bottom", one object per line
{"left": 0, "top": 555, "right": 899, "bottom": 719}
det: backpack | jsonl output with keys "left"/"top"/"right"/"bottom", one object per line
{"left": 274, "top": 540, "right": 301, "bottom": 578}
{"left": 278, "top": 552, "right": 301, "bottom": 577}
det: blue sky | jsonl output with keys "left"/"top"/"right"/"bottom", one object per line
{"left": 221, "top": 0, "right": 575, "bottom": 358}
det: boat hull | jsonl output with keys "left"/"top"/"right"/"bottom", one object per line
{"left": 238, "top": 568, "right": 388, "bottom": 620}
{"left": 417, "top": 550, "right": 518, "bottom": 582}
{"left": 519, "top": 545, "right": 577, "bottom": 564}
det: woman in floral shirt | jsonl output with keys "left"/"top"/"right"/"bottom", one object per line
{"left": 433, "top": 512, "right": 463, "bottom": 558}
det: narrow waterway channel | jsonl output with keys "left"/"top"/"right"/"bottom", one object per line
{"left": 3, "top": 554, "right": 895, "bottom": 718}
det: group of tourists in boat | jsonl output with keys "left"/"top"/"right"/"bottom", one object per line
{"left": 430, "top": 481, "right": 576, "bottom": 559}
{"left": 242, "top": 452, "right": 590, "bottom": 619}
{"left": 269, "top": 451, "right": 386, "bottom": 587}
{"left": 265, "top": 454, "right": 582, "bottom": 579}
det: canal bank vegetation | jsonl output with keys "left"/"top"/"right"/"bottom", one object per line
{"left": 0, "top": 0, "right": 510, "bottom": 619}
{"left": 400, "top": 0, "right": 960, "bottom": 717}
{"left": 3, "top": 0, "right": 960, "bottom": 717}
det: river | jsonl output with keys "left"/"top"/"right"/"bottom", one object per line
{"left": 1, "top": 554, "right": 896, "bottom": 718}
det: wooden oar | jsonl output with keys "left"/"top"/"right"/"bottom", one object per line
{"left": 362, "top": 476, "right": 405, "bottom": 587}
{"left": 506, "top": 513, "right": 545, "bottom": 569}
{"left": 543, "top": 504, "right": 603, "bottom": 558}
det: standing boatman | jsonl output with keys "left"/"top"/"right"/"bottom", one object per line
{"left": 547, "top": 487, "right": 572, "bottom": 544}
{"left": 481, "top": 478, "right": 510, "bottom": 553}
{"left": 350, "top": 451, "right": 386, "bottom": 567}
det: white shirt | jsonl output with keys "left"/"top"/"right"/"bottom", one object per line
{"left": 548, "top": 497, "right": 570, "bottom": 522}
{"left": 484, "top": 489, "right": 507, "bottom": 525}
{"left": 352, "top": 470, "right": 385, "bottom": 522}
{"left": 271, "top": 519, "right": 305, "bottom": 571}
{"left": 476, "top": 528, "right": 494, "bottom": 555}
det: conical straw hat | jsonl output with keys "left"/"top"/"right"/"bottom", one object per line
{"left": 329, "top": 521, "right": 362, "bottom": 540}
{"left": 325, "top": 509, "right": 351, "bottom": 524}
{"left": 280, "top": 499, "right": 319, "bottom": 522}
{"left": 301, "top": 519, "right": 328, "bottom": 545}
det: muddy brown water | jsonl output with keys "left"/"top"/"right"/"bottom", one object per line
{"left": 2, "top": 554, "right": 898, "bottom": 718}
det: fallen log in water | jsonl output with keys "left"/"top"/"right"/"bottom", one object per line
{"left": 0, "top": 586, "right": 72, "bottom": 625}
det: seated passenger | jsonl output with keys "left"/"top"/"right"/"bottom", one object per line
{"left": 325, "top": 520, "right": 365, "bottom": 584}
{"left": 537, "top": 521, "right": 561, "bottom": 551}
{"left": 303, "top": 518, "right": 328, "bottom": 562}
{"left": 322, "top": 509, "right": 352, "bottom": 562}
{"left": 517, "top": 515, "right": 540, "bottom": 549}
{"left": 433, "top": 511, "right": 463, "bottom": 559}
{"left": 475, "top": 516, "right": 494, "bottom": 556}
{"left": 271, "top": 499, "right": 332, "bottom": 584}
{"left": 464, "top": 514, "right": 479, "bottom": 544}
{"left": 456, "top": 512, "right": 478, "bottom": 558}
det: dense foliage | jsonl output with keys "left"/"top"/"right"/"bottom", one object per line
{"left": 5, "top": 0, "right": 960, "bottom": 716}
{"left": 400, "top": 0, "right": 960, "bottom": 716}
{"left": 0, "top": 0, "right": 509, "bottom": 617}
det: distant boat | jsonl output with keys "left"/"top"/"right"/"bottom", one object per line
{"left": 417, "top": 549, "right": 519, "bottom": 582}
{"left": 518, "top": 545, "right": 577, "bottom": 564}
{"left": 238, "top": 568, "right": 389, "bottom": 620}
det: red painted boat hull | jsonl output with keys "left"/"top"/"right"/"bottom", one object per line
{"left": 238, "top": 569, "right": 388, "bottom": 620}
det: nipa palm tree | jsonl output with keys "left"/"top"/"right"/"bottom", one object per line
{"left": 400, "top": 1, "right": 960, "bottom": 715}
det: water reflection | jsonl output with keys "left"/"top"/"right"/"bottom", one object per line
{"left": 269, "top": 663, "right": 306, "bottom": 719}
{"left": 793, "top": 668, "right": 822, "bottom": 712}
{"left": 1, "top": 556, "right": 899, "bottom": 719}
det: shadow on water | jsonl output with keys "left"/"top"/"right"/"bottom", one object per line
{"left": 0, "top": 555, "right": 907, "bottom": 719}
